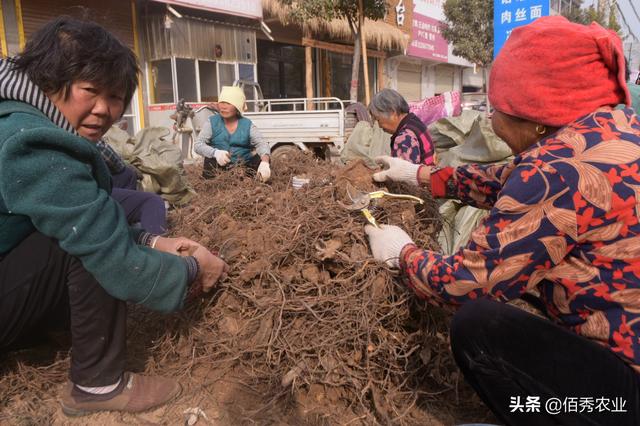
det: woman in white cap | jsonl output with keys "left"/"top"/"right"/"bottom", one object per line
{"left": 195, "top": 86, "right": 271, "bottom": 182}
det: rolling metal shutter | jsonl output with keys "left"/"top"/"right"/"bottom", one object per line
{"left": 396, "top": 62, "right": 421, "bottom": 102}
{"left": 21, "top": 0, "right": 134, "bottom": 49}
{"left": 435, "top": 64, "right": 455, "bottom": 95}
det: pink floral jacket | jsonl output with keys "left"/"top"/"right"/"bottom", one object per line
{"left": 401, "top": 107, "right": 640, "bottom": 371}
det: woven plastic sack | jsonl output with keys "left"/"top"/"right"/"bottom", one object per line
{"left": 431, "top": 110, "right": 512, "bottom": 254}
{"left": 104, "top": 126, "right": 195, "bottom": 206}
{"left": 408, "top": 91, "right": 462, "bottom": 127}
{"left": 340, "top": 121, "right": 391, "bottom": 167}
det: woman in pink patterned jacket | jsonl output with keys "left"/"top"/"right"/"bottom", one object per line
{"left": 367, "top": 16, "right": 640, "bottom": 426}
{"left": 368, "top": 88, "right": 435, "bottom": 165}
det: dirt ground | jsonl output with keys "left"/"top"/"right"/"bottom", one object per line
{"left": 0, "top": 154, "right": 496, "bottom": 425}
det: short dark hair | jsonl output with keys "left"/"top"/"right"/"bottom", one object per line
{"left": 11, "top": 16, "right": 140, "bottom": 108}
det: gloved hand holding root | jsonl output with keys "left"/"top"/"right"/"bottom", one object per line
{"left": 372, "top": 155, "right": 427, "bottom": 186}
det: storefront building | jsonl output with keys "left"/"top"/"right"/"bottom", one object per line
{"left": 260, "top": 0, "right": 407, "bottom": 103}
{"left": 0, "top": 0, "right": 479, "bottom": 128}
{"left": 386, "top": 0, "right": 484, "bottom": 102}
{"left": 140, "top": 0, "right": 262, "bottom": 128}
{"left": 0, "top": 0, "right": 263, "bottom": 131}
{"left": 0, "top": 0, "right": 145, "bottom": 132}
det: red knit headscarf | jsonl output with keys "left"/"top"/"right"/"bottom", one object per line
{"left": 489, "top": 16, "right": 630, "bottom": 127}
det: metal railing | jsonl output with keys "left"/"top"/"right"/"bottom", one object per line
{"left": 245, "top": 97, "right": 351, "bottom": 113}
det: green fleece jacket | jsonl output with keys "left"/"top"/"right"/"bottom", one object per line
{"left": 0, "top": 101, "right": 188, "bottom": 313}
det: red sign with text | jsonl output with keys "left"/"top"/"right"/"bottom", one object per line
{"left": 407, "top": 13, "right": 448, "bottom": 62}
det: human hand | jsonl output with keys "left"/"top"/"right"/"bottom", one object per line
{"left": 214, "top": 149, "right": 231, "bottom": 166}
{"left": 364, "top": 224, "right": 415, "bottom": 268}
{"left": 257, "top": 161, "right": 271, "bottom": 182}
{"left": 372, "top": 156, "right": 423, "bottom": 186}
{"left": 192, "top": 245, "right": 228, "bottom": 293}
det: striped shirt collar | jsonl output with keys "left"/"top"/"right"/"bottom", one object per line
{"left": 0, "top": 58, "right": 78, "bottom": 135}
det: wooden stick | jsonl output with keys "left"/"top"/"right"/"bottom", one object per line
{"left": 377, "top": 57, "right": 385, "bottom": 92}
{"left": 305, "top": 45, "right": 314, "bottom": 110}
{"left": 358, "top": 0, "right": 370, "bottom": 105}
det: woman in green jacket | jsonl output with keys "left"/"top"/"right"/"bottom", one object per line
{"left": 0, "top": 17, "right": 227, "bottom": 416}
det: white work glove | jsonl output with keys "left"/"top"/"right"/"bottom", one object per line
{"left": 365, "top": 224, "right": 415, "bottom": 268}
{"left": 257, "top": 161, "right": 271, "bottom": 182}
{"left": 373, "top": 156, "right": 422, "bottom": 186}
{"left": 214, "top": 149, "right": 231, "bottom": 166}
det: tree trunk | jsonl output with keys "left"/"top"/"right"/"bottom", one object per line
{"left": 350, "top": 33, "right": 361, "bottom": 102}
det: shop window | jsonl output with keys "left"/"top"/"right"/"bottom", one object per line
{"left": 149, "top": 58, "right": 258, "bottom": 105}
{"left": 239, "top": 63, "right": 256, "bottom": 103}
{"left": 257, "top": 40, "right": 305, "bottom": 101}
{"left": 176, "top": 58, "right": 197, "bottom": 102}
{"left": 150, "top": 59, "right": 174, "bottom": 104}
{"left": 322, "top": 51, "right": 376, "bottom": 102}
{"left": 119, "top": 101, "right": 136, "bottom": 136}
{"left": 199, "top": 60, "right": 218, "bottom": 102}
{"left": 219, "top": 63, "right": 236, "bottom": 88}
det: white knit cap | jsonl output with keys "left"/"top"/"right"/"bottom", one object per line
{"left": 218, "top": 86, "right": 246, "bottom": 115}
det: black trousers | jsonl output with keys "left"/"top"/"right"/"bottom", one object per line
{"left": 451, "top": 299, "right": 640, "bottom": 426}
{"left": 0, "top": 232, "right": 126, "bottom": 386}
{"left": 202, "top": 154, "right": 261, "bottom": 179}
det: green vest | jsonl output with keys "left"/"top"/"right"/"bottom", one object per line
{"left": 209, "top": 114, "right": 253, "bottom": 162}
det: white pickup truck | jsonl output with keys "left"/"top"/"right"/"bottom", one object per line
{"left": 183, "top": 81, "right": 358, "bottom": 162}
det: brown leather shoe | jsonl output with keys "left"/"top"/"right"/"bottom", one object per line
{"left": 60, "top": 372, "right": 181, "bottom": 417}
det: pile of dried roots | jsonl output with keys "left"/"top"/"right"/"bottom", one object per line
{"left": 0, "top": 152, "right": 493, "bottom": 425}
{"left": 161, "top": 153, "right": 467, "bottom": 424}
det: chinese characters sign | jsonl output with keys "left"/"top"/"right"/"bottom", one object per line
{"left": 494, "top": 0, "right": 549, "bottom": 57}
{"left": 508, "top": 395, "right": 628, "bottom": 414}
{"left": 407, "top": 1, "right": 449, "bottom": 62}
{"left": 396, "top": 0, "right": 406, "bottom": 26}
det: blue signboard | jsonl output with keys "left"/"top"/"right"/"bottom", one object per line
{"left": 494, "top": 0, "right": 550, "bottom": 58}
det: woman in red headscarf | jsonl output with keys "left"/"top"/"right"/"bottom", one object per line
{"left": 365, "top": 16, "right": 640, "bottom": 426}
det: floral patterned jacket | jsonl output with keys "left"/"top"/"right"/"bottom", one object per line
{"left": 391, "top": 113, "right": 435, "bottom": 166}
{"left": 400, "top": 107, "right": 640, "bottom": 371}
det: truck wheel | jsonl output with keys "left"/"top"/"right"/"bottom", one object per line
{"left": 271, "top": 145, "right": 300, "bottom": 166}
